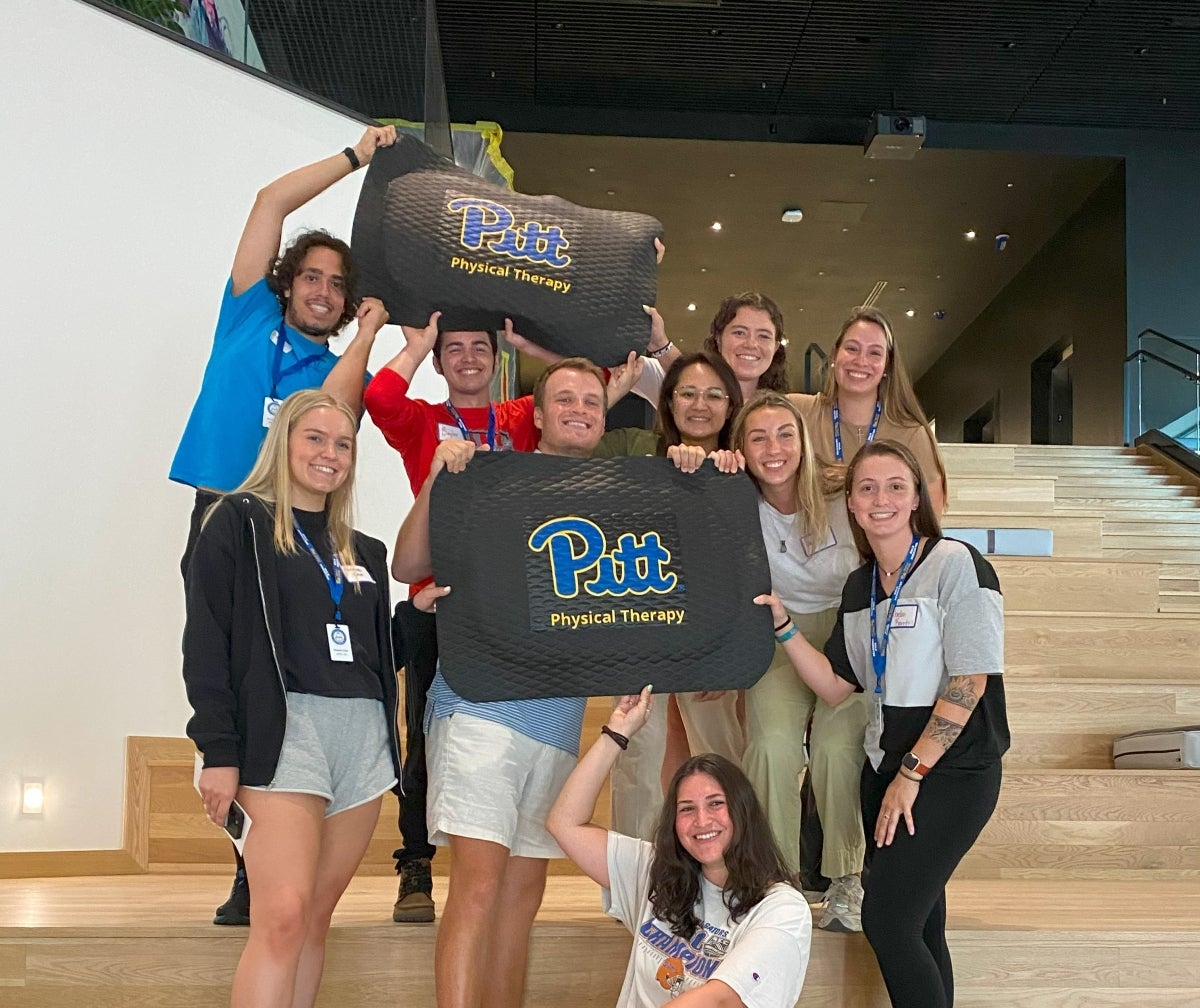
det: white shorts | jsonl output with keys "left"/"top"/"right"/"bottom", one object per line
{"left": 426, "top": 711, "right": 576, "bottom": 859}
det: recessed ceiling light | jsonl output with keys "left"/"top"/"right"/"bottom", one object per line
{"left": 906, "top": 309, "right": 915, "bottom": 317}
{"left": 711, "top": 222, "right": 722, "bottom": 232}
{"left": 898, "top": 286, "right": 907, "bottom": 292}
{"left": 936, "top": 274, "right": 942, "bottom": 280}
{"left": 780, "top": 338, "right": 789, "bottom": 347}
{"left": 606, "top": 189, "right": 615, "bottom": 196}
{"left": 868, "top": 177, "right": 877, "bottom": 183}
{"left": 1006, "top": 182, "right": 1014, "bottom": 188}
{"left": 587, "top": 167, "right": 596, "bottom": 173}
{"left": 965, "top": 230, "right": 977, "bottom": 240}
{"left": 687, "top": 303, "right": 696, "bottom": 312}
{"left": 817, "top": 270, "right": 825, "bottom": 276}
{"left": 728, "top": 173, "right": 737, "bottom": 178}
{"left": 700, "top": 267, "right": 707, "bottom": 273}
{"left": 841, "top": 227, "right": 849, "bottom": 232}
{"left": 781, "top": 208, "right": 804, "bottom": 223}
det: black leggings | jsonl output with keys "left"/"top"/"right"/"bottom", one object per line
{"left": 859, "top": 759, "right": 1001, "bottom": 1008}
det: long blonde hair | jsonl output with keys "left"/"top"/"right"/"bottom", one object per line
{"left": 233, "top": 389, "right": 360, "bottom": 564}
{"left": 732, "top": 391, "right": 841, "bottom": 544}
{"left": 820, "top": 305, "right": 948, "bottom": 499}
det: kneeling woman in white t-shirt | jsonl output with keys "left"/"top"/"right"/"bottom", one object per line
{"left": 548, "top": 689, "right": 811, "bottom": 1007}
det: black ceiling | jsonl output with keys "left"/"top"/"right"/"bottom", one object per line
{"left": 241, "top": 0, "right": 1200, "bottom": 137}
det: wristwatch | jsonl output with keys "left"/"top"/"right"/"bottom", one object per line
{"left": 901, "top": 751, "right": 931, "bottom": 778}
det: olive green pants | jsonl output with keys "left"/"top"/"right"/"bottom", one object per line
{"left": 743, "top": 606, "right": 867, "bottom": 878}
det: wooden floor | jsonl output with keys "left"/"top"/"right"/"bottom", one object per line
{"left": 3, "top": 873, "right": 1200, "bottom": 1006}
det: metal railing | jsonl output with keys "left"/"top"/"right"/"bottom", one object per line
{"left": 1126, "top": 328, "right": 1200, "bottom": 453}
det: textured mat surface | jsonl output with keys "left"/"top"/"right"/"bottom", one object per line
{"left": 429, "top": 453, "right": 774, "bottom": 701}
{"left": 352, "top": 136, "right": 662, "bottom": 367}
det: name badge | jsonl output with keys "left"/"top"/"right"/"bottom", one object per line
{"left": 327, "top": 623, "right": 354, "bottom": 662}
{"left": 890, "top": 603, "right": 919, "bottom": 629}
{"left": 263, "top": 396, "right": 282, "bottom": 429}
{"left": 343, "top": 565, "right": 376, "bottom": 584}
{"left": 437, "top": 423, "right": 465, "bottom": 441}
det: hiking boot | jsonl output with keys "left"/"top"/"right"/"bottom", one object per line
{"left": 213, "top": 866, "right": 250, "bottom": 926}
{"left": 815, "top": 875, "right": 862, "bottom": 932}
{"left": 392, "top": 857, "right": 435, "bottom": 923}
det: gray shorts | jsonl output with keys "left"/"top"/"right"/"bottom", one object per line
{"left": 244, "top": 692, "right": 396, "bottom": 816}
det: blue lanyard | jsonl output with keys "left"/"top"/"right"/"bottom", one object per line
{"left": 832, "top": 398, "right": 882, "bottom": 461}
{"left": 292, "top": 517, "right": 345, "bottom": 621}
{"left": 444, "top": 400, "right": 496, "bottom": 449}
{"left": 270, "top": 325, "right": 312, "bottom": 399}
{"left": 869, "top": 535, "right": 921, "bottom": 700}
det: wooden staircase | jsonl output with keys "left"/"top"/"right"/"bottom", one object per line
{"left": 5, "top": 443, "right": 1200, "bottom": 1007}
{"left": 941, "top": 443, "right": 1200, "bottom": 886}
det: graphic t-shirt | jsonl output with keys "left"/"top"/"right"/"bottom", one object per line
{"left": 603, "top": 832, "right": 811, "bottom": 1006}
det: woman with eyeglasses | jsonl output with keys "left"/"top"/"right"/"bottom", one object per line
{"left": 594, "top": 350, "right": 747, "bottom": 841}
{"left": 732, "top": 391, "right": 867, "bottom": 934}
{"left": 791, "top": 306, "right": 946, "bottom": 514}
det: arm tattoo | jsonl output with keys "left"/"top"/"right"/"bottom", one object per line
{"left": 926, "top": 714, "right": 964, "bottom": 751}
{"left": 940, "top": 675, "right": 980, "bottom": 714}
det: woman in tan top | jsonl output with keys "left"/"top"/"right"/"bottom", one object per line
{"left": 791, "top": 306, "right": 946, "bottom": 514}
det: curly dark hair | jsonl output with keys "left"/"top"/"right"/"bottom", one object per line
{"left": 656, "top": 350, "right": 744, "bottom": 452}
{"left": 647, "top": 754, "right": 797, "bottom": 938}
{"left": 703, "top": 292, "right": 789, "bottom": 393}
{"left": 266, "top": 230, "right": 358, "bottom": 333}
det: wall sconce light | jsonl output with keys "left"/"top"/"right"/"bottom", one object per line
{"left": 21, "top": 778, "right": 44, "bottom": 816}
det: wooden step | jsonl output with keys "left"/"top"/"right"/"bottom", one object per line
{"left": 1056, "top": 483, "right": 1198, "bottom": 498}
{"left": 1158, "top": 592, "right": 1200, "bottom": 613}
{"left": 945, "top": 475, "right": 1056, "bottom": 512}
{"left": 990, "top": 557, "right": 1159, "bottom": 613}
{"left": 1106, "top": 547, "right": 1200, "bottom": 564}
{"left": 1107, "top": 534, "right": 1200, "bottom": 550}
{"left": 939, "top": 444, "right": 1015, "bottom": 477}
{"left": 1060, "top": 496, "right": 1200, "bottom": 511}
{"left": 1005, "top": 678, "right": 1200, "bottom": 769}
{"left": 1005, "top": 612, "right": 1200, "bottom": 675}
{"left": 4, "top": 874, "right": 1200, "bottom": 1008}
{"left": 962, "top": 768, "right": 1200, "bottom": 879}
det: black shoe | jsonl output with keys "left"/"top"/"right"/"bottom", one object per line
{"left": 213, "top": 866, "right": 250, "bottom": 926}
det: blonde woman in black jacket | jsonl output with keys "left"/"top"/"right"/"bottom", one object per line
{"left": 184, "top": 389, "right": 400, "bottom": 1008}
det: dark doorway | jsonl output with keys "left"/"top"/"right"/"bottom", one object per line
{"left": 963, "top": 396, "right": 998, "bottom": 444}
{"left": 1031, "top": 342, "right": 1073, "bottom": 445}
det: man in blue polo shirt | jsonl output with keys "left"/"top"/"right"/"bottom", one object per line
{"left": 172, "top": 124, "right": 396, "bottom": 925}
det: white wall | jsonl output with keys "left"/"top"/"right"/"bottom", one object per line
{"left": 1, "top": 0, "right": 442, "bottom": 851}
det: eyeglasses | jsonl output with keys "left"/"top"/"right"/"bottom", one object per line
{"left": 673, "top": 388, "right": 730, "bottom": 404}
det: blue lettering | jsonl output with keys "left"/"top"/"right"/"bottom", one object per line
{"left": 529, "top": 517, "right": 678, "bottom": 600}
{"left": 448, "top": 197, "right": 571, "bottom": 268}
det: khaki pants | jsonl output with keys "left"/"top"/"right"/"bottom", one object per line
{"left": 610, "top": 691, "right": 744, "bottom": 841}
{"left": 743, "top": 606, "right": 867, "bottom": 878}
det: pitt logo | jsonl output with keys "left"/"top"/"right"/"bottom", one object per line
{"left": 447, "top": 197, "right": 571, "bottom": 268}
{"left": 528, "top": 517, "right": 677, "bottom": 599}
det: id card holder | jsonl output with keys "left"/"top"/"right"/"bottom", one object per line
{"left": 865, "top": 709, "right": 883, "bottom": 756}
{"left": 263, "top": 396, "right": 283, "bottom": 429}
{"left": 327, "top": 623, "right": 354, "bottom": 662}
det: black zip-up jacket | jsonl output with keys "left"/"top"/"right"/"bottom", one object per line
{"left": 182, "top": 494, "right": 401, "bottom": 787}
